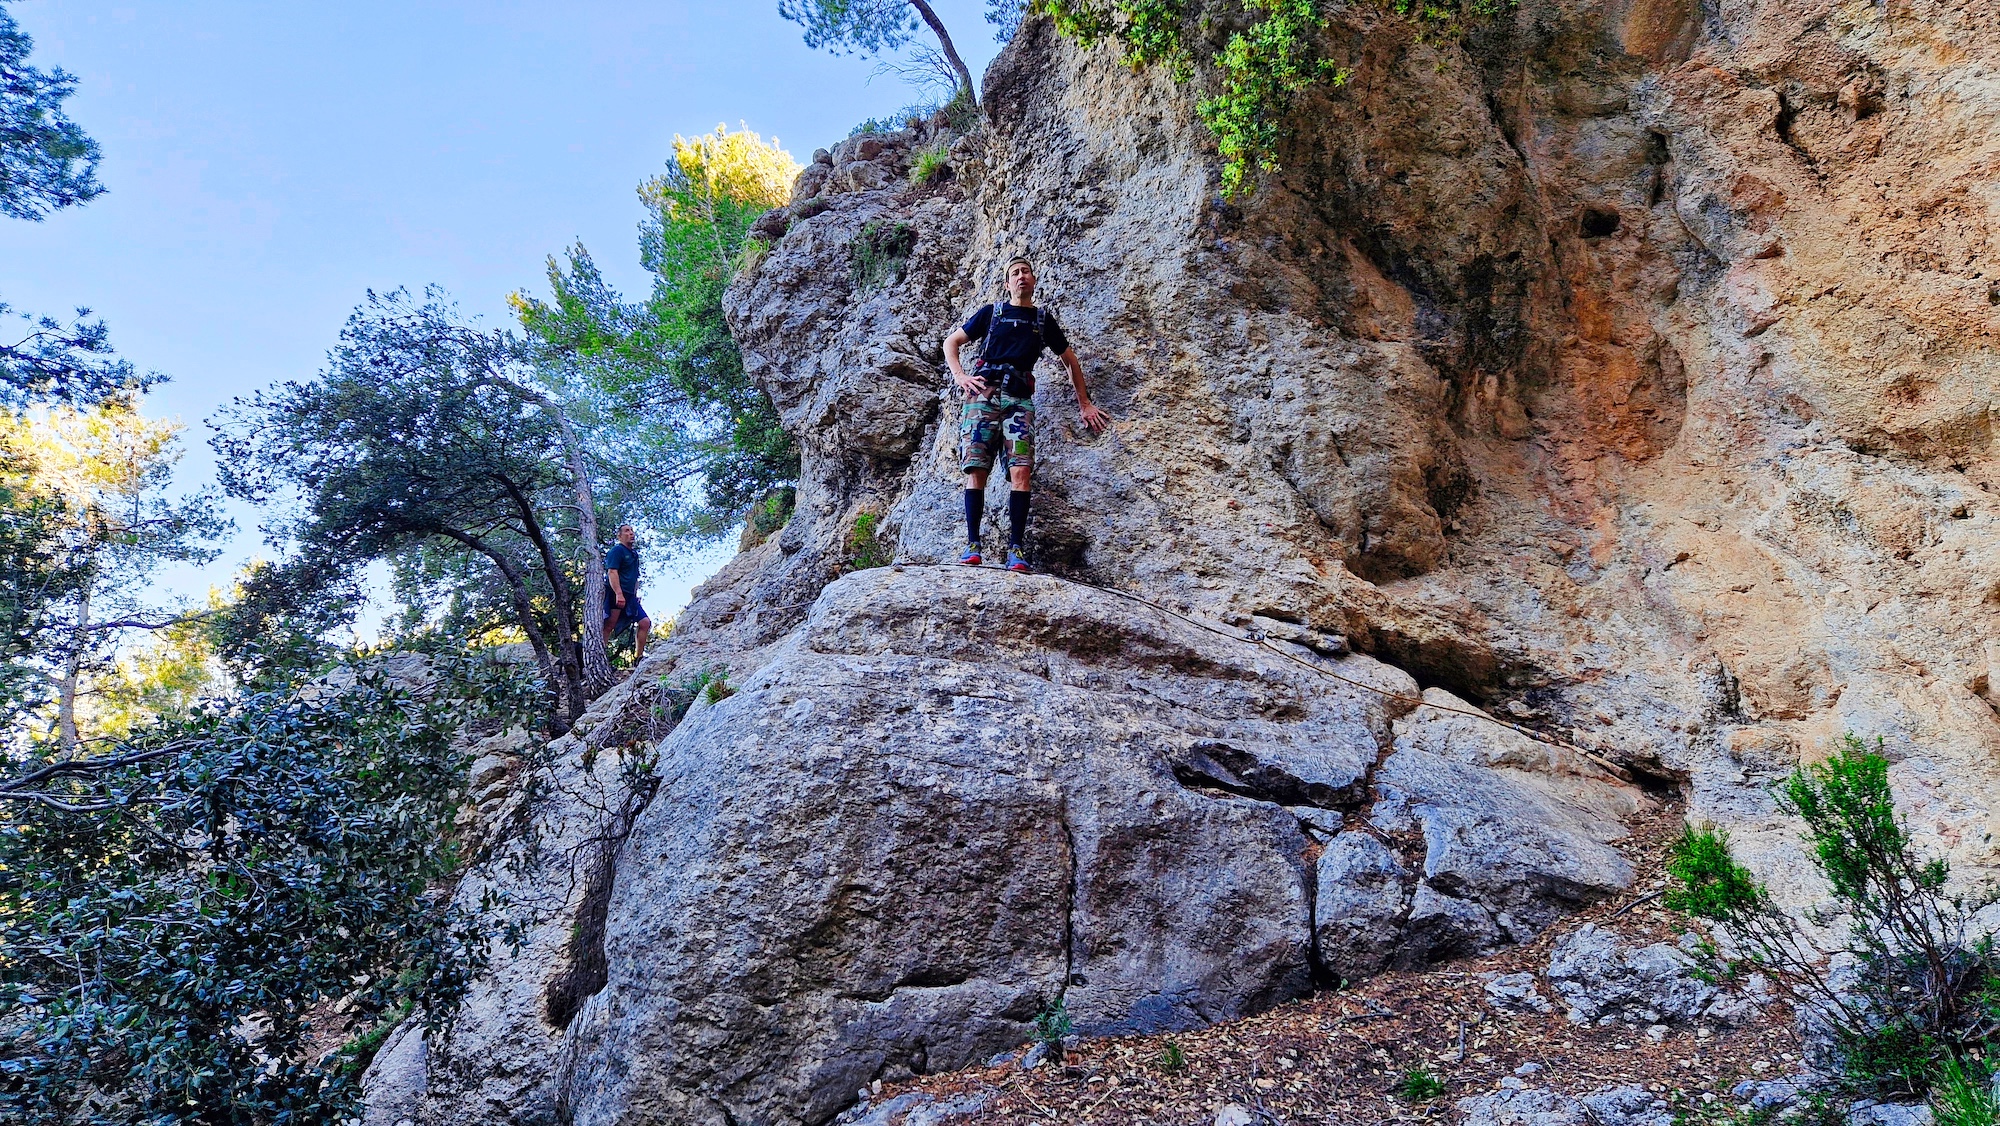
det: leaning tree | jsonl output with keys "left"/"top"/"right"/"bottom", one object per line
{"left": 216, "top": 289, "right": 620, "bottom": 731}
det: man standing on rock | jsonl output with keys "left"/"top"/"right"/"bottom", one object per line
{"left": 943, "top": 255, "right": 1108, "bottom": 572}
{"left": 602, "top": 523, "right": 651, "bottom": 663}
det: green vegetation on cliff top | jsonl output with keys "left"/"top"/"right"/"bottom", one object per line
{"left": 1037, "top": 0, "right": 1513, "bottom": 196}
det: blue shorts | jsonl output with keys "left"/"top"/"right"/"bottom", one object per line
{"left": 604, "top": 592, "right": 648, "bottom": 635}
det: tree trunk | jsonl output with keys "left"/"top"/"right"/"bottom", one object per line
{"left": 437, "top": 527, "right": 578, "bottom": 733}
{"left": 483, "top": 374, "right": 616, "bottom": 696}
{"left": 499, "top": 475, "right": 588, "bottom": 715}
{"left": 908, "top": 0, "right": 978, "bottom": 106}
{"left": 56, "top": 574, "right": 91, "bottom": 750}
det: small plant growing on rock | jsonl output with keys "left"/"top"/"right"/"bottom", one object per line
{"left": 654, "top": 664, "right": 731, "bottom": 730}
{"left": 1669, "top": 1102, "right": 1777, "bottom": 1126}
{"left": 849, "top": 220, "right": 916, "bottom": 294}
{"left": 908, "top": 139, "right": 951, "bottom": 184}
{"left": 1665, "top": 736, "right": 2000, "bottom": 1097}
{"left": 704, "top": 669, "right": 735, "bottom": 705}
{"left": 1394, "top": 1068, "right": 1446, "bottom": 1102}
{"left": 844, "top": 510, "right": 892, "bottom": 571}
{"left": 1032, "top": 996, "right": 1073, "bottom": 1050}
{"left": 750, "top": 486, "right": 795, "bottom": 536}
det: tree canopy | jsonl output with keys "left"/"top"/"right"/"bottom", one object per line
{"left": 216, "top": 289, "right": 616, "bottom": 732}
{"left": 0, "top": 0, "right": 103, "bottom": 221}
{"left": 514, "top": 124, "right": 800, "bottom": 544}
{"left": 0, "top": 398, "right": 224, "bottom": 749}
{"left": 0, "top": 649, "right": 535, "bottom": 1124}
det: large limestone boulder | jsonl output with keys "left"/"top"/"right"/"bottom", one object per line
{"left": 548, "top": 567, "right": 1644, "bottom": 1125}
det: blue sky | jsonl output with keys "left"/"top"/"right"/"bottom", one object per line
{"left": 1, "top": 0, "right": 1003, "bottom": 623}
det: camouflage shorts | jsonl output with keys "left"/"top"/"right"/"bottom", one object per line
{"left": 959, "top": 393, "right": 1036, "bottom": 474}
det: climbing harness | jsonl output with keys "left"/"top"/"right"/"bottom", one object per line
{"left": 973, "top": 300, "right": 1049, "bottom": 398}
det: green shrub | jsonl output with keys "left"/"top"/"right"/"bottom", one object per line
{"left": 1036, "top": 0, "right": 1512, "bottom": 196}
{"left": 0, "top": 651, "right": 532, "bottom": 1123}
{"left": 909, "top": 140, "right": 952, "bottom": 185}
{"left": 849, "top": 220, "right": 917, "bottom": 294}
{"left": 1666, "top": 736, "right": 2000, "bottom": 1098}
{"left": 1395, "top": 1068, "right": 1446, "bottom": 1101}
{"left": 1664, "top": 824, "right": 1770, "bottom": 921}
{"left": 1158, "top": 1039, "right": 1189, "bottom": 1073}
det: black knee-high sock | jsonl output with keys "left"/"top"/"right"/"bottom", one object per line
{"left": 963, "top": 488, "right": 984, "bottom": 544}
{"left": 1008, "top": 489, "right": 1030, "bottom": 548}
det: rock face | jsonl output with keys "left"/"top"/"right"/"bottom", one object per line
{"left": 384, "top": 1, "right": 2000, "bottom": 1123}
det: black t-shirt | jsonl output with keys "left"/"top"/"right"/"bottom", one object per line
{"left": 604, "top": 542, "right": 640, "bottom": 596}
{"left": 962, "top": 301, "right": 1070, "bottom": 369}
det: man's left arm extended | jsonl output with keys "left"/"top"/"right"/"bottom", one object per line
{"left": 1061, "top": 348, "right": 1109, "bottom": 432}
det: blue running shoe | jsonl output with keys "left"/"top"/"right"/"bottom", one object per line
{"left": 1006, "top": 546, "right": 1031, "bottom": 573}
{"left": 959, "top": 542, "right": 983, "bottom": 566}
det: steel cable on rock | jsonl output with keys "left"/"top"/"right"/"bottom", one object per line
{"left": 748, "top": 559, "right": 1627, "bottom": 770}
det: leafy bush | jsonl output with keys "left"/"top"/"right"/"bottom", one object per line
{"left": 909, "top": 139, "right": 952, "bottom": 184}
{"left": 849, "top": 221, "right": 918, "bottom": 294}
{"left": 0, "top": 648, "right": 536, "bottom": 1123}
{"left": 1032, "top": 996, "right": 1073, "bottom": 1048}
{"left": 1666, "top": 737, "right": 2000, "bottom": 1097}
{"left": 1035, "top": 0, "right": 1512, "bottom": 196}
{"left": 1395, "top": 1068, "right": 1446, "bottom": 1101}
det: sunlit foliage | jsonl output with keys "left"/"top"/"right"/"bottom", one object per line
{"left": 513, "top": 124, "right": 801, "bottom": 546}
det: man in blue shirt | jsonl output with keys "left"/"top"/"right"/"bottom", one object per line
{"left": 602, "top": 523, "right": 650, "bottom": 662}
{"left": 942, "top": 255, "right": 1108, "bottom": 571}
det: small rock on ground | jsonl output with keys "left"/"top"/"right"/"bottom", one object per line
{"left": 1847, "top": 1102, "right": 1934, "bottom": 1126}
{"left": 1485, "top": 971, "right": 1556, "bottom": 1014}
{"left": 1458, "top": 1084, "right": 1671, "bottom": 1126}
